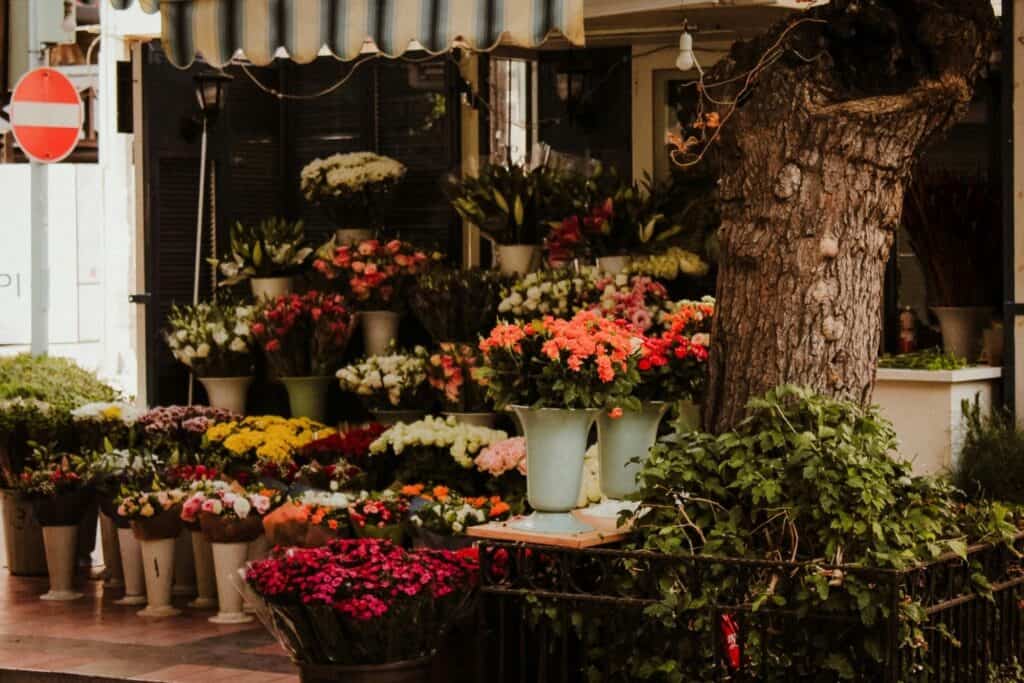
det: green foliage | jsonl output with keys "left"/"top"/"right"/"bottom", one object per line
{"left": 954, "top": 398, "right": 1024, "bottom": 504}
{"left": 549, "top": 387, "right": 1020, "bottom": 680}
{"left": 0, "top": 354, "right": 119, "bottom": 412}
{"left": 446, "top": 163, "right": 576, "bottom": 245}
{"left": 878, "top": 348, "right": 968, "bottom": 370}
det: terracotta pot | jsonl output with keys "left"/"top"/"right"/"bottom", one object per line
{"left": 298, "top": 656, "right": 433, "bottom": 683}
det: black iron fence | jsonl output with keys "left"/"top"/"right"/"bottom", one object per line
{"left": 475, "top": 535, "right": 1024, "bottom": 682}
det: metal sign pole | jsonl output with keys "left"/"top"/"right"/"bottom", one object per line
{"left": 28, "top": 0, "right": 48, "bottom": 357}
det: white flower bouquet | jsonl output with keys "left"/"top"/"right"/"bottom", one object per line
{"left": 497, "top": 267, "right": 600, "bottom": 320}
{"left": 71, "top": 402, "right": 145, "bottom": 452}
{"left": 301, "top": 152, "right": 407, "bottom": 229}
{"left": 165, "top": 300, "right": 256, "bottom": 377}
{"left": 336, "top": 348, "right": 429, "bottom": 410}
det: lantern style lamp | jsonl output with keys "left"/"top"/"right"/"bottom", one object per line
{"left": 193, "top": 70, "right": 233, "bottom": 124}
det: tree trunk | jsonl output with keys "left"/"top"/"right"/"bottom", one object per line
{"left": 701, "top": 0, "right": 997, "bottom": 432}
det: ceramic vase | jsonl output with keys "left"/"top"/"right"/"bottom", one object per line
{"left": 280, "top": 376, "right": 333, "bottom": 423}
{"left": 596, "top": 255, "right": 631, "bottom": 275}
{"left": 931, "top": 306, "right": 990, "bottom": 362}
{"left": 40, "top": 525, "right": 82, "bottom": 601}
{"left": 360, "top": 310, "right": 401, "bottom": 356}
{"left": 137, "top": 538, "right": 180, "bottom": 617}
{"left": 114, "top": 528, "right": 147, "bottom": 606}
{"left": 100, "top": 513, "right": 124, "bottom": 590}
{"left": 496, "top": 244, "right": 541, "bottom": 276}
{"left": 250, "top": 276, "right": 293, "bottom": 300}
{"left": 189, "top": 531, "right": 217, "bottom": 609}
{"left": 441, "top": 411, "right": 499, "bottom": 428}
{"left": 209, "top": 542, "right": 254, "bottom": 624}
{"left": 335, "top": 228, "right": 374, "bottom": 244}
{"left": 172, "top": 529, "right": 196, "bottom": 598}
{"left": 198, "top": 376, "right": 252, "bottom": 414}
{"left": 509, "top": 406, "right": 598, "bottom": 534}
{"left": 596, "top": 402, "right": 668, "bottom": 500}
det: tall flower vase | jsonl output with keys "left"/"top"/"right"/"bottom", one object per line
{"left": 100, "top": 514, "right": 124, "bottom": 590}
{"left": 209, "top": 542, "right": 254, "bottom": 624}
{"left": 250, "top": 276, "right": 293, "bottom": 300}
{"left": 172, "top": 529, "right": 196, "bottom": 598}
{"left": 281, "top": 376, "right": 333, "bottom": 422}
{"left": 596, "top": 255, "right": 631, "bottom": 275}
{"left": 509, "top": 407, "right": 598, "bottom": 534}
{"left": 596, "top": 402, "right": 668, "bottom": 500}
{"left": 114, "top": 528, "right": 147, "bottom": 606}
{"left": 189, "top": 531, "right": 217, "bottom": 609}
{"left": 137, "top": 538, "right": 180, "bottom": 617}
{"left": 496, "top": 244, "right": 541, "bottom": 276}
{"left": 40, "top": 526, "right": 83, "bottom": 601}
{"left": 360, "top": 310, "right": 401, "bottom": 356}
{"left": 198, "top": 376, "right": 252, "bottom": 414}
{"left": 931, "top": 306, "right": 990, "bottom": 362}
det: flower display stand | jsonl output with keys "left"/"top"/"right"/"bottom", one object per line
{"left": 39, "top": 526, "right": 83, "bottom": 601}
{"left": 209, "top": 542, "right": 254, "bottom": 624}
{"left": 466, "top": 518, "right": 630, "bottom": 549}
{"left": 114, "top": 528, "right": 147, "bottom": 606}
{"left": 189, "top": 531, "right": 218, "bottom": 609}
{"left": 873, "top": 366, "right": 1002, "bottom": 476}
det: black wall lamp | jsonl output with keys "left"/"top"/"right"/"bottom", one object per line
{"left": 182, "top": 69, "right": 232, "bottom": 141}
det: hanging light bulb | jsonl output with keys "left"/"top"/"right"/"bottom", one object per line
{"left": 676, "top": 30, "right": 696, "bottom": 72}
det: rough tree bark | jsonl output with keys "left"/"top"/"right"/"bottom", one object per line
{"left": 702, "top": 0, "right": 997, "bottom": 433}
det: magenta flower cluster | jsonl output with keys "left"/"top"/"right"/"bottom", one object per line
{"left": 246, "top": 538, "right": 478, "bottom": 622}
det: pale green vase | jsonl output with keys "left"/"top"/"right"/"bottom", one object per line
{"left": 281, "top": 376, "right": 333, "bottom": 423}
{"left": 596, "top": 402, "right": 669, "bottom": 500}
{"left": 509, "top": 406, "right": 598, "bottom": 535}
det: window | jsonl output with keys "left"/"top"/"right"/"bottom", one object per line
{"left": 488, "top": 58, "right": 534, "bottom": 166}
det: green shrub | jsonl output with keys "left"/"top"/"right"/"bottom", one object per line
{"left": 0, "top": 354, "right": 119, "bottom": 412}
{"left": 877, "top": 347, "right": 968, "bottom": 370}
{"left": 953, "top": 398, "right": 1024, "bottom": 504}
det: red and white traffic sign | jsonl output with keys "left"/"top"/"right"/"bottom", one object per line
{"left": 9, "top": 67, "right": 83, "bottom": 164}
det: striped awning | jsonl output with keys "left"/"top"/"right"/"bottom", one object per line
{"left": 109, "top": 0, "right": 585, "bottom": 68}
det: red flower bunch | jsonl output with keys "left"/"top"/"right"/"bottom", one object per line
{"left": 313, "top": 239, "right": 431, "bottom": 310}
{"left": 348, "top": 493, "right": 410, "bottom": 530}
{"left": 253, "top": 459, "right": 301, "bottom": 485}
{"left": 478, "top": 310, "right": 641, "bottom": 411}
{"left": 426, "top": 342, "right": 490, "bottom": 412}
{"left": 164, "top": 464, "right": 219, "bottom": 487}
{"left": 300, "top": 424, "right": 387, "bottom": 465}
{"left": 252, "top": 291, "right": 354, "bottom": 376}
{"left": 545, "top": 215, "right": 586, "bottom": 265}
{"left": 545, "top": 197, "right": 618, "bottom": 265}
{"left": 246, "top": 539, "right": 478, "bottom": 631}
{"left": 637, "top": 297, "right": 714, "bottom": 402}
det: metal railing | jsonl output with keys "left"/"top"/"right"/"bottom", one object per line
{"left": 474, "top": 535, "right": 1024, "bottom": 682}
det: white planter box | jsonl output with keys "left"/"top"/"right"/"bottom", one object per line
{"left": 873, "top": 367, "right": 1003, "bottom": 476}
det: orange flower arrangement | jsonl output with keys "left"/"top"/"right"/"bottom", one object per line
{"left": 478, "top": 310, "right": 641, "bottom": 411}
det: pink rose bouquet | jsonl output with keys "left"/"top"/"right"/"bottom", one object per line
{"left": 313, "top": 239, "right": 432, "bottom": 311}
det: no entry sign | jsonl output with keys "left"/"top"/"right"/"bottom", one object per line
{"left": 9, "top": 68, "right": 83, "bottom": 164}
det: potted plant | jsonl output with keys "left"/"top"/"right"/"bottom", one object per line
{"left": 116, "top": 483, "right": 188, "bottom": 617}
{"left": 426, "top": 343, "right": 496, "bottom": 427}
{"left": 17, "top": 449, "right": 92, "bottom": 601}
{"left": 263, "top": 491, "right": 354, "bottom": 548}
{"left": 368, "top": 415, "right": 508, "bottom": 494}
{"left": 902, "top": 171, "right": 1000, "bottom": 362}
{"left": 85, "top": 448, "right": 162, "bottom": 605}
{"left": 407, "top": 486, "right": 511, "bottom": 549}
{"left": 300, "top": 152, "right": 407, "bottom": 242}
{"left": 598, "top": 297, "right": 714, "bottom": 501}
{"left": 448, "top": 163, "right": 575, "bottom": 275}
{"left": 347, "top": 491, "right": 410, "bottom": 544}
{"left": 212, "top": 217, "right": 312, "bottom": 299}
{"left": 246, "top": 538, "right": 478, "bottom": 682}
{"left": 496, "top": 267, "right": 599, "bottom": 321}
{"left": 165, "top": 301, "right": 257, "bottom": 414}
{"left": 183, "top": 481, "right": 275, "bottom": 624}
{"left": 478, "top": 310, "right": 641, "bottom": 534}
{"left": 313, "top": 239, "right": 433, "bottom": 355}
{"left": 252, "top": 291, "right": 354, "bottom": 422}
{"left": 408, "top": 267, "right": 503, "bottom": 344}
{"left": 337, "top": 349, "right": 429, "bottom": 424}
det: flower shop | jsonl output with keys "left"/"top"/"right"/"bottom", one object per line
{"left": 1, "top": 0, "right": 1022, "bottom": 682}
